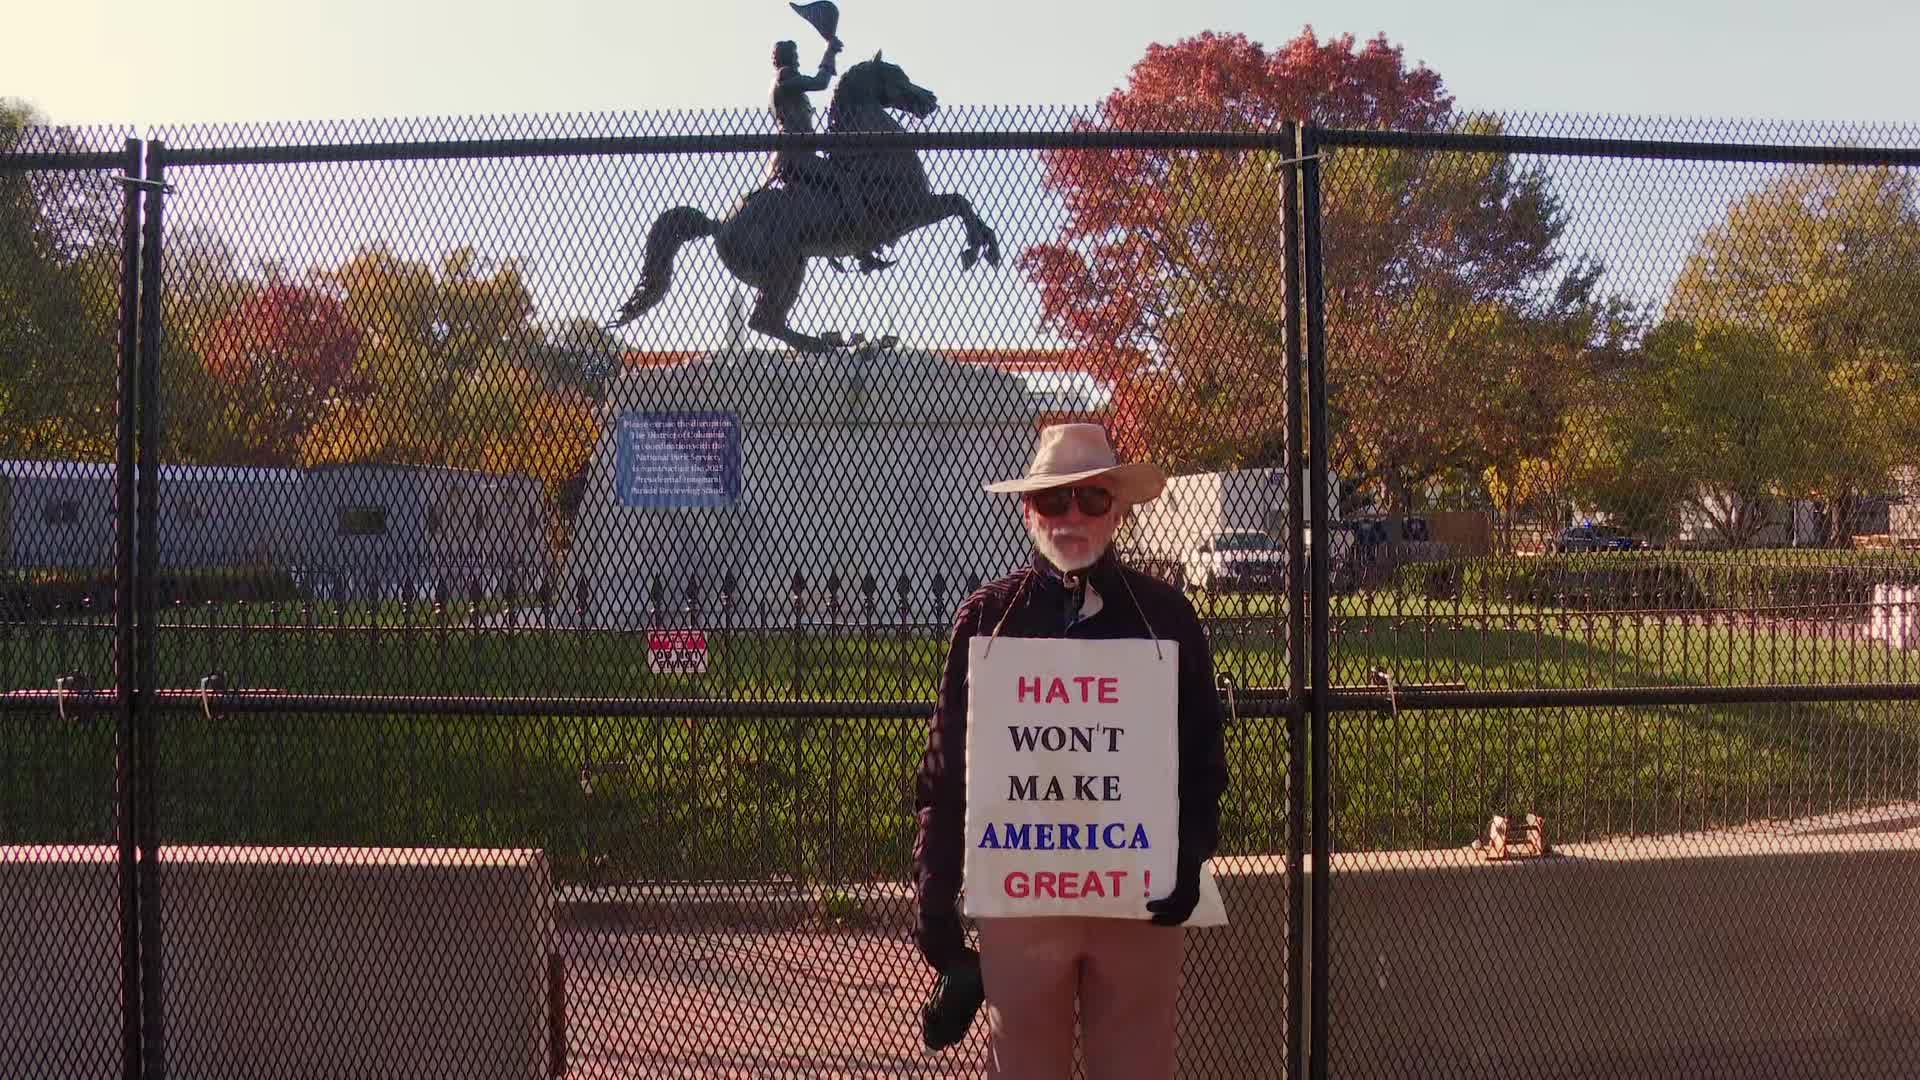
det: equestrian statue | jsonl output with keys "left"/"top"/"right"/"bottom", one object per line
{"left": 607, "top": 1, "right": 1003, "bottom": 354}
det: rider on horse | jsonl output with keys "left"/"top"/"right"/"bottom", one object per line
{"left": 768, "top": 38, "right": 842, "bottom": 194}
{"left": 608, "top": 10, "right": 1001, "bottom": 352}
{"left": 766, "top": 21, "right": 891, "bottom": 274}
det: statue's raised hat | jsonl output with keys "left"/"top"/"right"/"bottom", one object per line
{"left": 789, "top": 1, "right": 839, "bottom": 41}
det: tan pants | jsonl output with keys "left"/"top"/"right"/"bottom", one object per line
{"left": 975, "top": 917, "right": 1186, "bottom": 1080}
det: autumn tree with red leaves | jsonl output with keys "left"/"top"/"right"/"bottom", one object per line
{"left": 1022, "top": 28, "right": 1613, "bottom": 511}
{"left": 299, "top": 245, "right": 599, "bottom": 545}
{"left": 196, "top": 281, "right": 363, "bottom": 466}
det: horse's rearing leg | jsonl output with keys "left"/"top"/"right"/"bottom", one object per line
{"left": 748, "top": 260, "right": 841, "bottom": 355}
{"left": 926, "top": 192, "right": 1001, "bottom": 270}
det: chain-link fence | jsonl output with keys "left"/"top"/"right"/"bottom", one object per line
{"left": 0, "top": 117, "right": 144, "bottom": 1080}
{"left": 1308, "top": 116, "right": 1920, "bottom": 1078}
{"left": 5, "top": 103, "right": 1920, "bottom": 1078}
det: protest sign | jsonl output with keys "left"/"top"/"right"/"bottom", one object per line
{"left": 962, "top": 636, "right": 1180, "bottom": 920}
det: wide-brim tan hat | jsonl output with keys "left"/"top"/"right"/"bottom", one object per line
{"left": 983, "top": 423, "right": 1166, "bottom": 505}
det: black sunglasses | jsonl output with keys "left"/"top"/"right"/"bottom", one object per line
{"left": 1026, "top": 486, "right": 1115, "bottom": 518}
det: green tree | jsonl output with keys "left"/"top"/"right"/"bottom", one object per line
{"left": 301, "top": 245, "right": 597, "bottom": 543}
{"left": 305, "top": 245, "right": 538, "bottom": 463}
{"left": 1583, "top": 322, "right": 1830, "bottom": 549}
{"left": 1664, "top": 165, "right": 1920, "bottom": 544}
{"left": 0, "top": 100, "right": 123, "bottom": 460}
{"left": 1553, "top": 395, "right": 1686, "bottom": 543}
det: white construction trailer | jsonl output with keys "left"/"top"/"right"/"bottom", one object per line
{"left": 1117, "top": 468, "right": 1345, "bottom": 591}
{"left": 1, "top": 459, "right": 550, "bottom": 602}
{"left": 0, "top": 459, "right": 304, "bottom": 572}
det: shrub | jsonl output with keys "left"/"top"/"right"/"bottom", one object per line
{"left": 1, "top": 567, "right": 303, "bottom": 617}
{"left": 1391, "top": 554, "right": 1920, "bottom": 611}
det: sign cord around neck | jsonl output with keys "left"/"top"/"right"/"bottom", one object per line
{"left": 1115, "top": 569, "right": 1164, "bottom": 662}
{"left": 981, "top": 568, "right": 1037, "bottom": 659}
{"left": 981, "top": 564, "right": 1164, "bottom": 662}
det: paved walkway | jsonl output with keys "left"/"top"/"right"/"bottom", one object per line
{"left": 559, "top": 926, "right": 989, "bottom": 1079}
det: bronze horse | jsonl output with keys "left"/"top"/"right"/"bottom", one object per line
{"left": 608, "top": 55, "right": 1003, "bottom": 353}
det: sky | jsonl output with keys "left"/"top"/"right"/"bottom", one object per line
{"left": 9, "top": 0, "right": 1917, "bottom": 358}
{"left": 12, "top": 0, "right": 1920, "bottom": 128}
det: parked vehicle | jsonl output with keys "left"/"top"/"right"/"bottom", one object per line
{"left": 1119, "top": 468, "right": 1348, "bottom": 592}
{"left": 1185, "top": 529, "right": 1288, "bottom": 592}
{"left": 1553, "top": 524, "right": 1647, "bottom": 553}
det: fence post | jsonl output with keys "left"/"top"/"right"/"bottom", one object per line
{"left": 790, "top": 572, "right": 806, "bottom": 698}
{"left": 1300, "top": 121, "right": 1333, "bottom": 1080}
{"left": 896, "top": 573, "right": 912, "bottom": 698}
{"left": 134, "top": 136, "right": 170, "bottom": 1080}
{"left": 113, "top": 134, "right": 146, "bottom": 1080}
{"left": 790, "top": 573, "right": 806, "bottom": 879}
{"left": 1281, "top": 119, "right": 1309, "bottom": 1080}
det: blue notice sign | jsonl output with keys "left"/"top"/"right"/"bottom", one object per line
{"left": 614, "top": 411, "right": 742, "bottom": 508}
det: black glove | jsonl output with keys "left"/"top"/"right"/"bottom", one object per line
{"left": 916, "top": 908, "right": 968, "bottom": 973}
{"left": 1145, "top": 854, "right": 1203, "bottom": 926}
{"left": 920, "top": 946, "right": 984, "bottom": 1051}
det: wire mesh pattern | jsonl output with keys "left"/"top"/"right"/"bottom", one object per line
{"left": 1324, "top": 704, "right": 1920, "bottom": 1080}
{"left": 1312, "top": 119, "right": 1920, "bottom": 1078}
{"left": 5, "top": 104, "right": 1920, "bottom": 1077}
{"left": 8, "top": 107, "right": 1301, "bottom": 1078}
{"left": 1, "top": 117, "right": 137, "bottom": 1080}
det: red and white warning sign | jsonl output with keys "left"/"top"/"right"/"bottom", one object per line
{"left": 646, "top": 629, "right": 709, "bottom": 674}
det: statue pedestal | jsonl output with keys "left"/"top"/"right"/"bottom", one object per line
{"left": 569, "top": 345, "right": 1040, "bottom": 623}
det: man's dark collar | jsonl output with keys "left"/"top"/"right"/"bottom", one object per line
{"left": 1029, "top": 549, "right": 1120, "bottom": 590}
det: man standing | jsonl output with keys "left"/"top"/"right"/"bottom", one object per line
{"left": 913, "top": 423, "right": 1230, "bottom": 1078}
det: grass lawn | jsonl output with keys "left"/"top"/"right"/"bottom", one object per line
{"left": 4, "top": 591, "right": 1916, "bottom": 886}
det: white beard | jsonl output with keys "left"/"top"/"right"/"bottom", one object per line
{"left": 1028, "top": 519, "right": 1103, "bottom": 571}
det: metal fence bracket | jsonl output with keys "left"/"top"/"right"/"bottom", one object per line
{"left": 199, "top": 672, "right": 228, "bottom": 722}
{"left": 55, "top": 672, "right": 93, "bottom": 723}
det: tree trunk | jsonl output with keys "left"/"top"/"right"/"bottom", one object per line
{"left": 1822, "top": 489, "right": 1860, "bottom": 548}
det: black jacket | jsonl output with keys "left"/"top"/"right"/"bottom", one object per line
{"left": 911, "top": 550, "right": 1230, "bottom": 939}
